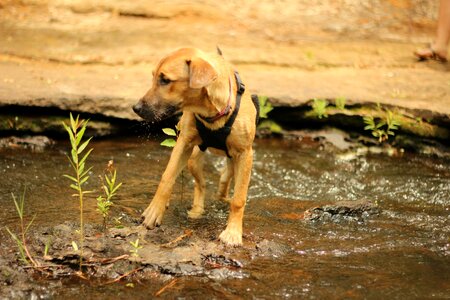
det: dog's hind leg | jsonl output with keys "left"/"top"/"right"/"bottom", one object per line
{"left": 217, "top": 158, "right": 234, "bottom": 202}
{"left": 187, "top": 147, "right": 206, "bottom": 219}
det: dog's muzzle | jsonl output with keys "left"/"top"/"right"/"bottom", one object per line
{"left": 132, "top": 100, "right": 180, "bottom": 122}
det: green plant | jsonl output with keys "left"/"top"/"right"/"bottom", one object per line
{"left": 257, "top": 95, "right": 282, "bottom": 134}
{"left": 335, "top": 97, "right": 346, "bottom": 110}
{"left": 62, "top": 113, "right": 93, "bottom": 271}
{"left": 5, "top": 189, "right": 38, "bottom": 267}
{"left": 258, "top": 96, "right": 273, "bottom": 119}
{"left": 161, "top": 126, "right": 178, "bottom": 148}
{"left": 113, "top": 216, "right": 124, "bottom": 229}
{"left": 363, "top": 107, "right": 401, "bottom": 143}
{"left": 97, "top": 160, "right": 123, "bottom": 230}
{"left": 44, "top": 238, "right": 51, "bottom": 258}
{"left": 129, "top": 239, "right": 143, "bottom": 258}
{"left": 312, "top": 98, "right": 328, "bottom": 119}
{"left": 363, "top": 116, "right": 386, "bottom": 142}
{"left": 257, "top": 120, "right": 282, "bottom": 134}
{"left": 385, "top": 110, "right": 401, "bottom": 135}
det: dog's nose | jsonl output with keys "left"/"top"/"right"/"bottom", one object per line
{"left": 132, "top": 102, "right": 142, "bottom": 115}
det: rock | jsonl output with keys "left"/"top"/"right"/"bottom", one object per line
{"left": 303, "top": 200, "right": 380, "bottom": 223}
{"left": 0, "top": 136, "right": 54, "bottom": 151}
{"left": 256, "top": 239, "right": 290, "bottom": 257}
{"left": 202, "top": 254, "right": 243, "bottom": 269}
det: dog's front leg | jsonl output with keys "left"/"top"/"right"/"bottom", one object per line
{"left": 219, "top": 148, "right": 253, "bottom": 246}
{"left": 142, "top": 139, "right": 193, "bottom": 229}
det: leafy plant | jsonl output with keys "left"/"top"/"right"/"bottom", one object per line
{"left": 257, "top": 120, "right": 282, "bottom": 134}
{"left": 161, "top": 126, "right": 178, "bottom": 148}
{"left": 5, "top": 189, "right": 38, "bottom": 267}
{"left": 363, "top": 106, "right": 401, "bottom": 143}
{"left": 97, "top": 160, "right": 122, "bottom": 230}
{"left": 312, "top": 98, "right": 328, "bottom": 119}
{"left": 335, "top": 97, "right": 346, "bottom": 110}
{"left": 257, "top": 95, "right": 282, "bottom": 134}
{"left": 363, "top": 116, "right": 386, "bottom": 142}
{"left": 129, "top": 239, "right": 143, "bottom": 258}
{"left": 62, "top": 113, "right": 93, "bottom": 271}
{"left": 385, "top": 110, "right": 401, "bottom": 136}
{"left": 258, "top": 96, "right": 273, "bottom": 119}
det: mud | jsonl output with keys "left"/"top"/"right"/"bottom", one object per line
{"left": 1, "top": 219, "right": 292, "bottom": 297}
{"left": 1, "top": 197, "right": 380, "bottom": 297}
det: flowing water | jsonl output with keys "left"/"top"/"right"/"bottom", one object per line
{"left": 1, "top": 136, "right": 449, "bottom": 299}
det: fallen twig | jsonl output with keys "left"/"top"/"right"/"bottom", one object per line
{"left": 89, "top": 254, "right": 129, "bottom": 265}
{"left": 22, "top": 264, "right": 64, "bottom": 269}
{"left": 75, "top": 270, "right": 89, "bottom": 280}
{"left": 161, "top": 230, "right": 193, "bottom": 248}
{"left": 104, "top": 267, "right": 143, "bottom": 285}
{"left": 155, "top": 278, "right": 178, "bottom": 297}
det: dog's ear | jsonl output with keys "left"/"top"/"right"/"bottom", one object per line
{"left": 187, "top": 58, "right": 218, "bottom": 89}
{"left": 216, "top": 46, "right": 223, "bottom": 56}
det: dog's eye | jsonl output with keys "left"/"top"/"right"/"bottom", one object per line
{"left": 159, "top": 74, "right": 171, "bottom": 86}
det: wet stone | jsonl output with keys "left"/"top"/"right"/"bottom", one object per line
{"left": 303, "top": 200, "right": 380, "bottom": 223}
{"left": 256, "top": 239, "right": 291, "bottom": 257}
{"left": 0, "top": 136, "right": 54, "bottom": 151}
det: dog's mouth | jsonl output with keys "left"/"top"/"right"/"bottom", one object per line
{"left": 132, "top": 102, "right": 181, "bottom": 122}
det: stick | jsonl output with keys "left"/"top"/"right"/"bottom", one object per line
{"left": 161, "top": 230, "right": 193, "bottom": 248}
{"left": 88, "top": 254, "right": 129, "bottom": 265}
{"left": 22, "top": 264, "right": 64, "bottom": 269}
{"left": 104, "top": 267, "right": 143, "bottom": 285}
{"left": 155, "top": 278, "right": 178, "bottom": 297}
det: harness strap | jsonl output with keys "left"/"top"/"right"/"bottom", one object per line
{"left": 195, "top": 71, "right": 245, "bottom": 158}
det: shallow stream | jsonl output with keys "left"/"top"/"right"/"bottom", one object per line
{"left": 1, "top": 136, "right": 449, "bottom": 298}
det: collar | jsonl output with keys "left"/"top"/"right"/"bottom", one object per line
{"left": 197, "top": 76, "right": 233, "bottom": 124}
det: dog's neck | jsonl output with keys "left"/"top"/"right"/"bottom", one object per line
{"left": 197, "top": 76, "right": 233, "bottom": 123}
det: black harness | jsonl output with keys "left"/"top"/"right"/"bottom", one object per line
{"left": 195, "top": 71, "right": 259, "bottom": 158}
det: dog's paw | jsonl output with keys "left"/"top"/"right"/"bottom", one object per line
{"left": 141, "top": 201, "right": 166, "bottom": 229}
{"left": 187, "top": 206, "right": 204, "bottom": 219}
{"left": 219, "top": 228, "right": 242, "bottom": 247}
{"left": 217, "top": 195, "right": 231, "bottom": 203}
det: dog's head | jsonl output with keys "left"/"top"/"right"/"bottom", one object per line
{"left": 133, "top": 48, "right": 223, "bottom": 122}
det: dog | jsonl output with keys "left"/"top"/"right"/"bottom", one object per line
{"left": 132, "top": 47, "right": 258, "bottom": 246}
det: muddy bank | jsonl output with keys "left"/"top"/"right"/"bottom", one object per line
{"left": 1, "top": 221, "right": 290, "bottom": 298}
{"left": 2, "top": 197, "right": 379, "bottom": 299}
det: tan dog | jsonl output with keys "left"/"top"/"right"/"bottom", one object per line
{"left": 132, "top": 48, "right": 257, "bottom": 246}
